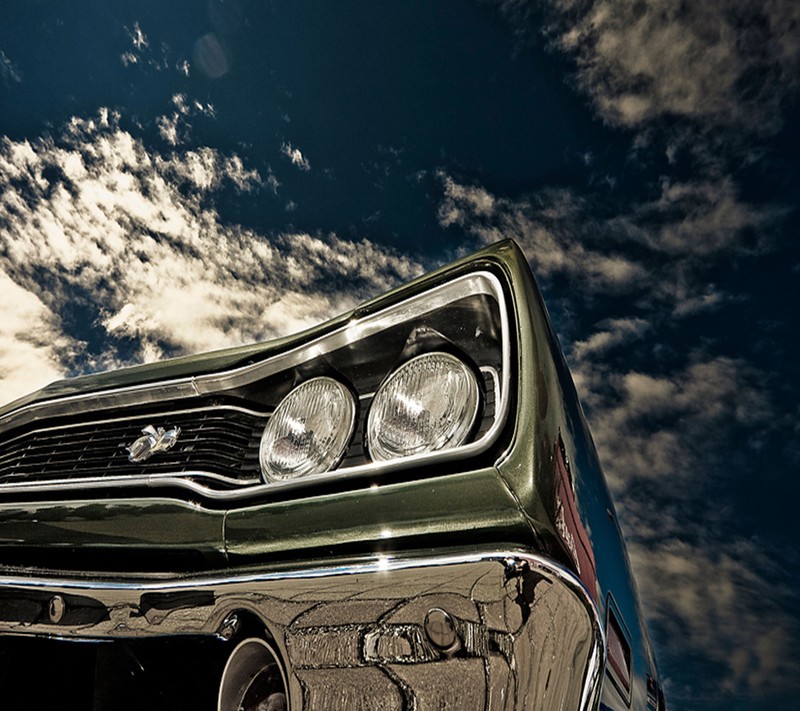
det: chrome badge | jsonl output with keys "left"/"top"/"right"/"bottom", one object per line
{"left": 126, "top": 425, "right": 181, "bottom": 463}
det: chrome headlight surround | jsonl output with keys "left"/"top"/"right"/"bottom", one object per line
{"left": 239, "top": 269, "right": 512, "bottom": 491}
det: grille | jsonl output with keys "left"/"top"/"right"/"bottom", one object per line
{"left": 0, "top": 407, "right": 268, "bottom": 490}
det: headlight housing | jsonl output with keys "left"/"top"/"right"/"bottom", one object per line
{"left": 241, "top": 269, "right": 510, "bottom": 491}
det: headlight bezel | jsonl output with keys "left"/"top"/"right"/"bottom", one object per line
{"left": 241, "top": 268, "right": 512, "bottom": 493}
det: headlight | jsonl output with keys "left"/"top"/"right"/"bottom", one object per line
{"left": 366, "top": 352, "right": 480, "bottom": 462}
{"left": 259, "top": 376, "right": 356, "bottom": 482}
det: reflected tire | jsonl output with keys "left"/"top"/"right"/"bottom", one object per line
{"left": 218, "top": 637, "right": 288, "bottom": 711}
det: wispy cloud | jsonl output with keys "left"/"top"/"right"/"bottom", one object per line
{"left": 572, "top": 355, "right": 772, "bottom": 488}
{"left": 121, "top": 20, "right": 188, "bottom": 76}
{"left": 0, "top": 49, "right": 21, "bottom": 85}
{"left": 437, "top": 171, "right": 782, "bottom": 317}
{"left": 156, "top": 93, "right": 216, "bottom": 146}
{"left": 127, "top": 21, "right": 148, "bottom": 51}
{"left": 121, "top": 21, "right": 149, "bottom": 67}
{"left": 537, "top": 0, "right": 800, "bottom": 133}
{"left": 570, "top": 317, "right": 650, "bottom": 362}
{"left": 437, "top": 172, "right": 648, "bottom": 293}
{"left": 281, "top": 141, "right": 311, "bottom": 171}
{"left": 0, "top": 111, "right": 422, "bottom": 402}
{"left": 611, "top": 178, "right": 784, "bottom": 257}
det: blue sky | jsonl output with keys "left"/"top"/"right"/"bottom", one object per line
{"left": 1, "top": 2, "right": 799, "bottom": 708}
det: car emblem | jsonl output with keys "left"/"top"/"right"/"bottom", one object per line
{"left": 126, "top": 425, "right": 181, "bottom": 463}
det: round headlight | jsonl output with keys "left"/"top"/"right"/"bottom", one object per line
{"left": 366, "top": 352, "right": 480, "bottom": 462}
{"left": 260, "top": 376, "right": 356, "bottom": 482}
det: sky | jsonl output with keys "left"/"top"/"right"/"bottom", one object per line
{"left": 0, "top": 1, "right": 799, "bottom": 708}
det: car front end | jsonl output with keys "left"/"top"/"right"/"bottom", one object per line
{"left": 0, "top": 240, "right": 660, "bottom": 710}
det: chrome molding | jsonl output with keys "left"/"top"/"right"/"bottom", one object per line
{"left": 0, "top": 403, "right": 271, "bottom": 443}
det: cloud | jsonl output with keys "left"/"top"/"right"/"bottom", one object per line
{"left": 127, "top": 22, "right": 149, "bottom": 51}
{"left": 0, "top": 270, "right": 71, "bottom": 403}
{"left": 0, "top": 50, "right": 21, "bottom": 85}
{"left": 0, "top": 110, "right": 422, "bottom": 404}
{"left": 629, "top": 535, "right": 800, "bottom": 701}
{"left": 570, "top": 317, "right": 649, "bottom": 361}
{"left": 611, "top": 177, "right": 783, "bottom": 257}
{"left": 572, "top": 355, "right": 772, "bottom": 487}
{"left": 537, "top": 0, "right": 800, "bottom": 133}
{"left": 437, "top": 172, "right": 784, "bottom": 319}
{"left": 156, "top": 93, "right": 216, "bottom": 146}
{"left": 121, "top": 20, "right": 187, "bottom": 75}
{"left": 281, "top": 141, "right": 311, "bottom": 171}
{"left": 437, "top": 172, "right": 648, "bottom": 293}
{"left": 121, "top": 22, "right": 149, "bottom": 67}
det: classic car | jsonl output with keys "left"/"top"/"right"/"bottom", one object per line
{"left": 0, "top": 239, "right": 665, "bottom": 710}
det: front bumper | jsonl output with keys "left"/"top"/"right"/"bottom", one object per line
{"left": 0, "top": 548, "right": 604, "bottom": 710}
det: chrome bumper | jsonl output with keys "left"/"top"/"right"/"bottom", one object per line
{"left": 0, "top": 549, "right": 605, "bottom": 710}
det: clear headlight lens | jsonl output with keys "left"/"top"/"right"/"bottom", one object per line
{"left": 366, "top": 352, "right": 480, "bottom": 462}
{"left": 259, "top": 377, "right": 356, "bottom": 482}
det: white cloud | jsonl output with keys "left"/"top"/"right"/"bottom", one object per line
{"left": 538, "top": 0, "right": 800, "bottom": 132}
{"left": 0, "top": 111, "right": 423, "bottom": 404}
{"left": 571, "top": 317, "right": 649, "bottom": 361}
{"left": 121, "top": 21, "right": 179, "bottom": 74}
{"left": 127, "top": 22, "right": 149, "bottom": 51}
{"left": 120, "top": 52, "right": 138, "bottom": 67}
{"left": 281, "top": 141, "right": 311, "bottom": 171}
{"left": 0, "top": 270, "right": 70, "bottom": 403}
{"left": 155, "top": 93, "right": 216, "bottom": 146}
{"left": 121, "top": 22, "right": 149, "bottom": 67}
